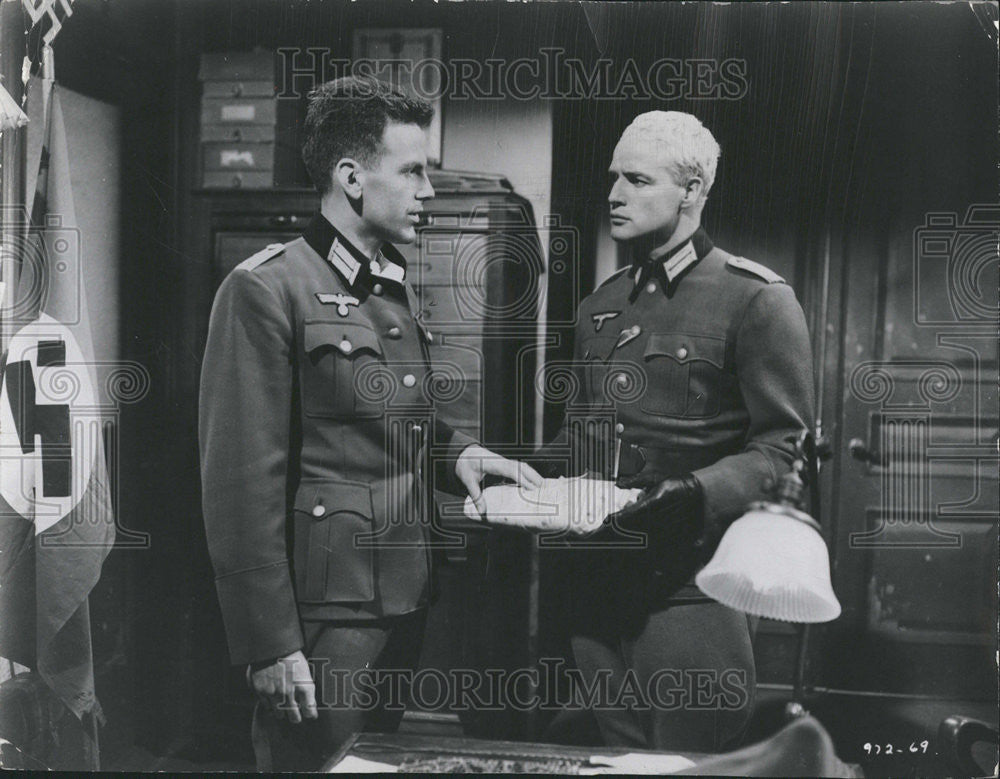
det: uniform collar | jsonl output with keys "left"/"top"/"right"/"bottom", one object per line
{"left": 304, "top": 213, "right": 408, "bottom": 289}
{"left": 630, "top": 226, "right": 714, "bottom": 288}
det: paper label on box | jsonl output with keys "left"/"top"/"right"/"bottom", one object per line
{"left": 221, "top": 104, "right": 256, "bottom": 121}
{"left": 220, "top": 150, "right": 255, "bottom": 167}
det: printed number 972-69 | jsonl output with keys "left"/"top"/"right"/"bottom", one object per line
{"left": 862, "top": 741, "right": 930, "bottom": 756}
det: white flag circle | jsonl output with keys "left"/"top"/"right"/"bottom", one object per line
{"left": 0, "top": 313, "right": 99, "bottom": 533}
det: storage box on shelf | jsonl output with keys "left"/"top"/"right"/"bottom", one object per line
{"left": 198, "top": 50, "right": 302, "bottom": 189}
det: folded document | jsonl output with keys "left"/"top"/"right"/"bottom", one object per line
{"left": 463, "top": 476, "right": 641, "bottom": 534}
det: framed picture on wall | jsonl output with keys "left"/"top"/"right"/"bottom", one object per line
{"left": 352, "top": 28, "right": 444, "bottom": 166}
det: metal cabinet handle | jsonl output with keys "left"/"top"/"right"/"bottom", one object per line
{"left": 848, "top": 438, "right": 889, "bottom": 467}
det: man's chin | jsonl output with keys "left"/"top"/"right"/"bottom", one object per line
{"left": 391, "top": 226, "right": 418, "bottom": 245}
{"left": 609, "top": 224, "right": 636, "bottom": 242}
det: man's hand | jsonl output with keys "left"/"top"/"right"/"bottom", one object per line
{"left": 456, "top": 444, "right": 544, "bottom": 517}
{"left": 247, "top": 649, "right": 318, "bottom": 724}
{"left": 605, "top": 472, "right": 705, "bottom": 545}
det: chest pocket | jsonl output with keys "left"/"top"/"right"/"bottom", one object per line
{"left": 302, "top": 321, "right": 385, "bottom": 418}
{"left": 639, "top": 332, "right": 726, "bottom": 419}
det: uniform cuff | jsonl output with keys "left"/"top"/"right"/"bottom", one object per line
{"left": 432, "top": 429, "right": 477, "bottom": 495}
{"left": 215, "top": 561, "right": 304, "bottom": 665}
{"left": 693, "top": 449, "right": 775, "bottom": 535}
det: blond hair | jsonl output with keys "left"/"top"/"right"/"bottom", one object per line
{"left": 620, "top": 111, "right": 720, "bottom": 205}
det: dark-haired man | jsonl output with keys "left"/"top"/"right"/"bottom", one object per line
{"left": 199, "top": 76, "right": 541, "bottom": 769}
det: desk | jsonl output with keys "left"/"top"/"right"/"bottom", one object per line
{"left": 323, "top": 733, "right": 701, "bottom": 773}
{"left": 322, "top": 716, "right": 863, "bottom": 776}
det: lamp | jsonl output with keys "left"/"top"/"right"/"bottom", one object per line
{"left": 695, "top": 433, "right": 841, "bottom": 623}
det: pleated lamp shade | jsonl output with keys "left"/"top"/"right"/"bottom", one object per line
{"left": 695, "top": 505, "right": 842, "bottom": 623}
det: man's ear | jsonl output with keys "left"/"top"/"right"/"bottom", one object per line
{"left": 681, "top": 176, "right": 704, "bottom": 209}
{"left": 333, "top": 158, "right": 363, "bottom": 200}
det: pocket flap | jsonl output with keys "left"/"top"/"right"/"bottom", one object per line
{"left": 304, "top": 321, "right": 382, "bottom": 357}
{"left": 294, "top": 479, "right": 373, "bottom": 521}
{"left": 644, "top": 333, "right": 725, "bottom": 368}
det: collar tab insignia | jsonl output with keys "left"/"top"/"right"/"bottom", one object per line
{"left": 326, "top": 237, "right": 362, "bottom": 286}
{"left": 662, "top": 240, "right": 699, "bottom": 283}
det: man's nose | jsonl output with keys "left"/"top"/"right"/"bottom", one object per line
{"left": 608, "top": 180, "right": 624, "bottom": 208}
{"left": 417, "top": 172, "right": 434, "bottom": 201}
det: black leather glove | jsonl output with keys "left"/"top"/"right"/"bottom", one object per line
{"left": 607, "top": 471, "right": 706, "bottom": 550}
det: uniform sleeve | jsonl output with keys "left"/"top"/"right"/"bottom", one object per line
{"left": 693, "top": 283, "right": 815, "bottom": 532}
{"left": 431, "top": 417, "right": 478, "bottom": 495}
{"left": 199, "top": 269, "right": 304, "bottom": 666}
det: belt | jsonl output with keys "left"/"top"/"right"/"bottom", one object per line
{"left": 617, "top": 440, "right": 734, "bottom": 479}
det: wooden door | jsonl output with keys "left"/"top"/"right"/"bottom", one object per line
{"left": 796, "top": 6, "right": 1000, "bottom": 702}
{"left": 820, "top": 209, "right": 997, "bottom": 700}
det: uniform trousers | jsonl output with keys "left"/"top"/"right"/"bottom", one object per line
{"left": 569, "top": 600, "right": 755, "bottom": 753}
{"left": 251, "top": 609, "right": 427, "bottom": 771}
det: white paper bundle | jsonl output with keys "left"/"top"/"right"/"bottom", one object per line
{"left": 463, "top": 476, "right": 641, "bottom": 535}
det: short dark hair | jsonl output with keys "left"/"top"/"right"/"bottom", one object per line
{"left": 301, "top": 75, "right": 433, "bottom": 195}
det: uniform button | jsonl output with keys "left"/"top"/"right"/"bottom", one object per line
{"left": 676, "top": 346, "right": 688, "bottom": 359}
{"left": 402, "top": 373, "right": 417, "bottom": 388}
{"left": 615, "top": 373, "right": 628, "bottom": 385}
{"left": 387, "top": 326, "right": 402, "bottom": 339}
{"left": 615, "top": 422, "right": 625, "bottom": 434}
{"left": 630, "top": 325, "right": 640, "bottom": 336}
{"left": 312, "top": 504, "right": 325, "bottom": 517}
{"left": 411, "top": 424, "right": 423, "bottom": 435}
{"left": 646, "top": 282, "right": 657, "bottom": 294}
{"left": 339, "top": 339, "right": 353, "bottom": 354}
{"left": 373, "top": 283, "right": 384, "bottom": 296}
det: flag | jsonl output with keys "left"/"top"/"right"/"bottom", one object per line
{"left": 0, "top": 82, "right": 115, "bottom": 757}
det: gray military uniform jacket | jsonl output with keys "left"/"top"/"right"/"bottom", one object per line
{"left": 199, "top": 214, "right": 475, "bottom": 665}
{"left": 552, "top": 228, "right": 815, "bottom": 609}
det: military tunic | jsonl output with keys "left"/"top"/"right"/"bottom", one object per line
{"left": 199, "top": 213, "right": 475, "bottom": 667}
{"left": 552, "top": 227, "right": 814, "bottom": 751}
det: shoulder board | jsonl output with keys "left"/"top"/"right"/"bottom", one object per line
{"left": 596, "top": 265, "right": 632, "bottom": 290}
{"left": 727, "top": 256, "right": 785, "bottom": 284}
{"left": 236, "top": 243, "right": 285, "bottom": 272}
